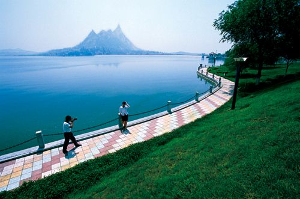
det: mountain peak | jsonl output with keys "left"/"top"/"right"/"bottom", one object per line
{"left": 114, "top": 24, "right": 123, "bottom": 35}
{"left": 114, "top": 24, "right": 121, "bottom": 31}
{"left": 88, "top": 30, "right": 97, "bottom": 37}
{"left": 45, "top": 25, "right": 158, "bottom": 56}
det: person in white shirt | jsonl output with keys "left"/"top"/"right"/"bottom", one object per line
{"left": 62, "top": 115, "right": 81, "bottom": 154}
{"left": 119, "top": 101, "right": 130, "bottom": 130}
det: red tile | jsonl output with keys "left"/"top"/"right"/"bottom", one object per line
{"left": 175, "top": 111, "right": 185, "bottom": 126}
{"left": 32, "top": 169, "right": 42, "bottom": 176}
{"left": 0, "top": 166, "right": 4, "bottom": 173}
{"left": 206, "top": 98, "right": 220, "bottom": 108}
{"left": 59, "top": 151, "right": 66, "bottom": 157}
{"left": 214, "top": 93, "right": 228, "bottom": 101}
{"left": 42, "top": 165, "right": 51, "bottom": 173}
{"left": 148, "top": 119, "right": 158, "bottom": 129}
{"left": 193, "top": 104, "right": 207, "bottom": 116}
{"left": 67, "top": 144, "right": 75, "bottom": 150}
{"left": 51, "top": 158, "right": 60, "bottom": 165}
{"left": 99, "top": 151, "right": 108, "bottom": 156}
{"left": 31, "top": 173, "right": 42, "bottom": 181}
{"left": 51, "top": 155, "right": 60, "bottom": 161}
{"left": 42, "top": 162, "right": 52, "bottom": 168}
{"left": 0, "top": 159, "right": 16, "bottom": 168}
{"left": 144, "top": 134, "right": 154, "bottom": 140}
{"left": 94, "top": 153, "right": 102, "bottom": 158}
{"left": 111, "top": 134, "right": 121, "bottom": 139}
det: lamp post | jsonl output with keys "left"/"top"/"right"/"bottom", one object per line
{"left": 231, "top": 57, "right": 248, "bottom": 110}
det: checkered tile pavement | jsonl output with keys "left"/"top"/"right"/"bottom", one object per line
{"left": 0, "top": 68, "right": 234, "bottom": 191}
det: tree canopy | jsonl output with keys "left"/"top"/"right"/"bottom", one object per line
{"left": 214, "top": 0, "right": 300, "bottom": 81}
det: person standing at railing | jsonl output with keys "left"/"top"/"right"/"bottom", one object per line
{"left": 62, "top": 115, "right": 82, "bottom": 154}
{"left": 119, "top": 101, "right": 130, "bottom": 131}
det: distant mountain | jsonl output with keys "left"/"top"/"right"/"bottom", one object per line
{"left": 168, "top": 51, "right": 201, "bottom": 56}
{"left": 43, "top": 25, "right": 163, "bottom": 56}
{"left": 0, "top": 49, "right": 37, "bottom": 56}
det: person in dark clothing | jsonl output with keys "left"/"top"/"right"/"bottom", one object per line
{"left": 119, "top": 101, "right": 130, "bottom": 130}
{"left": 62, "top": 115, "right": 81, "bottom": 154}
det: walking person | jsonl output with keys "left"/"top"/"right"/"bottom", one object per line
{"left": 62, "top": 115, "right": 81, "bottom": 154}
{"left": 119, "top": 101, "right": 130, "bottom": 131}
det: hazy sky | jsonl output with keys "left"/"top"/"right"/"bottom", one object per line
{"left": 0, "top": 0, "right": 235, "bottom": 53}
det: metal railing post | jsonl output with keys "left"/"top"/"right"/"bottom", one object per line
{"left": 198, "top": 64, "right": 202, "bottom": 71}
{"left": 167, "top": 101, "right": 172, "bottom": 114}
{"left": 195, "top": 92, "right": 200, "bottom": 102}
{"left": 210, "top": 85, "right": 213, "bottom": 93}
{"left": 36, "top": 130, "right": 45, "bottom": 150}
{"left": 219, "top": 77, "right": 221, "bottom": 87}
{"left": 118, "top": 115, "right": 123, "bottom": 129}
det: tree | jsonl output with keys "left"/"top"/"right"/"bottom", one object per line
{"left": 274, "top": 0, "right": 300, "bottom": 75}
{"left": 214, "top": 0, "right": 300, "bottom": 83}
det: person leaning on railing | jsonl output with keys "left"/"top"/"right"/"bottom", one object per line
{"left": 62, "top": 115, "right": 82, "bottom": 154}
{"left": 119, "top": 101, "right": 130, "bottom": 131}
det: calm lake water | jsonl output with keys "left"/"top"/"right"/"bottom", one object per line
{"left": 0, "top": 55, "right": 223, "bottom": 154}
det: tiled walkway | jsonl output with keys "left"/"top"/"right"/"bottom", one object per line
{"left": 0, "top": 68, "right": 234, "bottom": 191}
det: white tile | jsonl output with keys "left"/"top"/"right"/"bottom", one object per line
{"left": 21, "top": 168, "right": 32, "bottom": 175}
{"left": 42, "top": 154, "right": 51, "bottom": 160}
{"left": 14, "top": 161, "right": 24, "bottom": 168}
{"left": 108, "top": 149, "right": 116, "bottom": 153}
{"left": 51, "top": 163, "right": 61, "bottom": 170}
{"left": 3, "top": 165, "right": 14, "bottom": 171}
{"left": 33, "top": 160, "right": 43, "bottom": 167}
{"left": 1, "top": 169, "right": 13, "bottom": 176}
{"left": 32, "top": 164, "right": 42, "bottom": 171}
{"left": 51, "top": 168, "right": 61, "bottom": 174}
{"left": 24, "top": 155, "right": 33, "bottom": 161}
{"left": 60, "top": 161, "right": 69, "bottom": 167}
{"left": 42, "top": 171, "right": 51, "bottom": 178}
{"left": 96, "top": 143, "right": 105, "bottom": 149}
{"left": 9, "top": 176, "right": 21, "bottom": 185}
{"left": 42, "top": 157, "right": 51, "bottom": 164}
{"left": 20, "top": 172, "right": 32, "bottom": 180}
{"left": 15, "top": 158, "right": 25, "bottom": 163}
{"left": 6, "top": 182, "right": 19, "bottom": 191}
{"left": 84, "top": 153, "right": 93, "bottom": 159}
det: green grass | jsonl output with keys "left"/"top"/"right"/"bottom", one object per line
{"left": 1, "top": 64, "right": 300, "bottom": 199}
{"left": 208, "top": 62, "right": 300, "bottom": 96}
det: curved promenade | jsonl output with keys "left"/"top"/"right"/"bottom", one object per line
{"left": 0, "top": 67, "right": 234, "bottom": 191}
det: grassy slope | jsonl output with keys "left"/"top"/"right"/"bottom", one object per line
{"left": 1, "top": 64, "right": 299, "bottom": 198}
{"left": 67, "top": 65, "right": 300, "bottom": 198}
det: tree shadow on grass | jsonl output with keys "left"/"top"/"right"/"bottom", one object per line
{"left": 262, "top": 66, "right": 283, "bottom": 70}
{"left": 240, "top": 74, "right": 257, "bottom": 79}
{"left": 239, "top": 72, "right": 300, "bottom": 96}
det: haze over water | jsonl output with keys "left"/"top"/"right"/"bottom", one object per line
{"left": 0, "top": 55, "right": 223, "bottom": 154}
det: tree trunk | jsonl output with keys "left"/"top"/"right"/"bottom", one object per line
{"left": 256, "top": 61, "right": 263, "bottom": 85}
{"left": 256, "top": 48, "right": 263, "bottom": 86}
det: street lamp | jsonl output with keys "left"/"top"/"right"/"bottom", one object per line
{"left": 231, "top": 57, "right": 248, "bottom": 110}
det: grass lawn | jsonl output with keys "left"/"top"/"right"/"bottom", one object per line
{"left": 1, "top": 64, "right": 299, "bottom": 198}
{"left": 208, "top": 62, "right": 300, "bottom": 96}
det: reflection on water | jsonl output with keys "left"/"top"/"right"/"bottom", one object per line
{"left": 0, "top": 55, "right": 223, "bottom": 154}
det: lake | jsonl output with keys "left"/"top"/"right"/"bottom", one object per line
{"left": 0, "top": 55, "right": 223, "bottom": 154}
